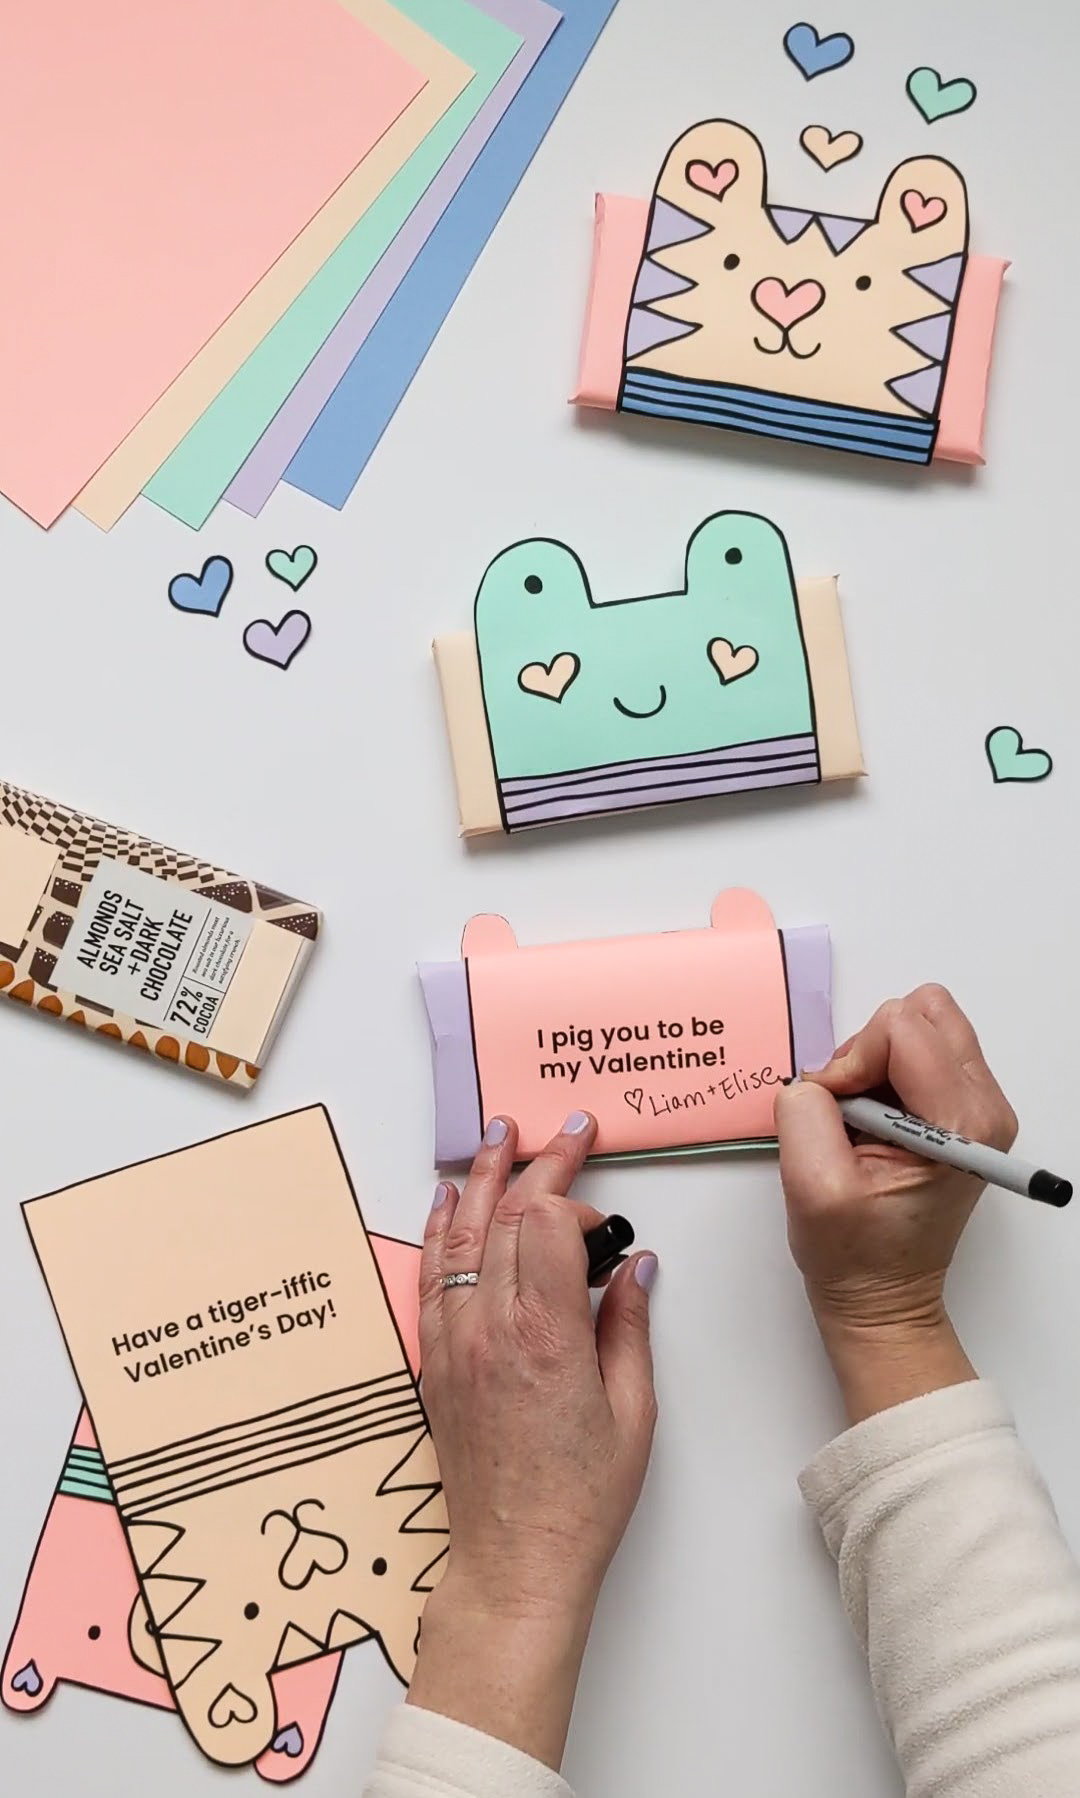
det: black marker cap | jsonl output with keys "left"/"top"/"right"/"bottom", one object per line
{"left": 1029, "top": 1170, "right": 1073, "bottom": 1209}
{"left": 584, "top": 1214, "right": 636, "bottom": 1282}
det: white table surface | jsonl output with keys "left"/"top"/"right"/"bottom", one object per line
{"left": 2, "top": 1, "right": 1078, "bottom": 1792}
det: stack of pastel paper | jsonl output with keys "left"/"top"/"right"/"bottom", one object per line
{"left": 0, "top": 0, "right": 619, "bottom": 532}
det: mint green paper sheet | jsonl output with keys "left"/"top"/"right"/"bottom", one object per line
{"left": 145, "top": 0, "right": 522, "bottom": 528}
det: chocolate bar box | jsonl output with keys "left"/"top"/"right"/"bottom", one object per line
{"left": 0, "top": 779, "right": 320, "bottom": 1087}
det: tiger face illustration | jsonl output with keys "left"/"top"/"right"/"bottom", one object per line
{"left": 625, "top": 120, "right": 969, "bottom": 426}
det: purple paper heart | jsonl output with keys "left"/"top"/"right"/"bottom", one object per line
{"left": 272, "top": 1723, "right": 304, "bottom": 1758}
{"left": 11, "top": 1659, "right": 44, "bottom": 1697}
{"left": 243, "top": 610, "right": 312, "bottom": 670}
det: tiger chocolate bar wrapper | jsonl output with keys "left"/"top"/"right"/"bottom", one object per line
{"left": 21, "top": 1107, "right": 447, "bottom": 1770}
{"left": 0, "top": 779, "right": 321, "bottom": 1086}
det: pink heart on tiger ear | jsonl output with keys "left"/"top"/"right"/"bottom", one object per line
{"left": 686, "top": 158, "right": 738, "bottom": 199}
{"left": 901, "top": 189, "right": 947, "bottom": 231}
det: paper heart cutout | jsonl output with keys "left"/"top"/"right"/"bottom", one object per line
{"left": 266, "top": 544, "right": 318, "bottom": 591}
{"left": 272, "top": 1723, "right": 305, "bottom": 1758}
{"left": 783, "top": 21, "right": 855, "bottom": 80}
{"left": 901, "top": 189, "right": 947, "bottom": 231}
{"left": 907, "top": 66, "right": 977, "bottom": 124}
{"left": 10, "top": 1659, "right": 43, "bottom": 1697}
{"left": 985, "top": 726, "right": 1053, "bottom": 785}
{"left": 518, "top": 652, "right": 580, "bottom": 702}
{"left": 709, "top": 639, "right": 759, "bottom": 684}
{"left": 208, "top": 1683, "right": 258, "bottom": 1729}
{"left": 243, "top": 610, "right": 312, "bottom": 670}
{"left": 624, "top": 1089, "right": 644, "bottom": 1114}
{"left": 168, "top": 555, "right": 233, "bottom": 618}
{"left": 685, "top": 158, "right": 738, "bottom": 199}
{"left": 800, "top": 124, "right": 863, "bottom": 170}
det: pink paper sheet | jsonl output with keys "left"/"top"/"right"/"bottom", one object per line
{"left": 225, "top": 0, "right": 560, "bottom": 517}
{"left": 0, "top": 0, "right": 424, "bottom": 526}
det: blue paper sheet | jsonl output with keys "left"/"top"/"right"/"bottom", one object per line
{"left": 283, "top": 0, "right": 619, "bottom": 509}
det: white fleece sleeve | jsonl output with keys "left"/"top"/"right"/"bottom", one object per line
{"left": 363, "top": 1705, "right": 574, "bottom": 1798}
{"left": 800, "top": 1380, "right": 1080, "bottom": 1796}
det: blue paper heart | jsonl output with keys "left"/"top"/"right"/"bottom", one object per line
{"left": 784, "top": 21, "right": 855, "bottom": 80}
{"left": 272, "top": 1723, "right": 304, "bottom": 1758}
{"left": 11, "top": 1659, "right": 43, "bottom": 1697}
{"left": 167, "top": 556, "right": 233, "bottom": 618}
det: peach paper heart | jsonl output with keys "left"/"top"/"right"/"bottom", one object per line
{"left": 708, "top": 638, "right": 759, "bottom": 684}
{"left": 800, "top": 125, "right": 863, "bottom": 171}
{"left": 685, "top": 158, "right": 738, "bottom": 199}
{"left": 901, "top": 189, "right": 947, "bottom": 231}
{"left": 518, "top": 653, "right": 580, "bottom": 702}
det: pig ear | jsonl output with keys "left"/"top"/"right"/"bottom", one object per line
{"left": 875, "top": 156, "right": 969, "bottom": 260}
{"left": 655, "top": 121, "right": 767, "bottom": 233}
{"left": 710, "top": 889, "right": 779, "bottom": 934}
{"left": 462, "top": 914, "right": 518, "bottom": 957}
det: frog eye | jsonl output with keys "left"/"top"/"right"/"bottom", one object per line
{"left": 524, "top": 575, "right": 543, "bottom": 594}
{"left": 725, "top": 548, "right": 743, "bottom": 565}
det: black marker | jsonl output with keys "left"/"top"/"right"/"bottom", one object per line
{"left": 834, "top": 1095, "right": 1072, "bottom": 1208}
{"left": 584, "top": 1215, "right": 635, "bottom": 1282}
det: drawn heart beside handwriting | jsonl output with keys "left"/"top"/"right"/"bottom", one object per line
{"left": 800, "top": 124, "right": 862, "bottom": 170}
{"left": 518, "top": 653, "right": 580, "bottom": 702}
{"left": 208, "top": 1683, "right": 258, "bottom": 1729}
{"left": 243, "top": 610, "right": 312, "bottom": 670}
{"left": 685, "top": 158, "right": 739, "bottom": 199}
{"left": 624, "top": 1089, "right": 644, "bottom": 1114}
{"left": 709, "top": 639, "right": 759, "bottom": 684}
{"left": 168, "top": 555, "right": 233, "bottom": 618}
{"left": 901, "top": 189, "right": 947, "bottom": 231}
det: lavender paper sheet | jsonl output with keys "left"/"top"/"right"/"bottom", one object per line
{"left": 224, "top": 0, "right": 562, "bottom": 517}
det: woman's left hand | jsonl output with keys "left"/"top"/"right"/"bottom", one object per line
{"left": 408, "top": 1111, "right": 657, "bottom": 1767}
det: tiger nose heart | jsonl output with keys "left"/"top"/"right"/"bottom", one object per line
{"left": 751, "top": 278, "right": 824, "bottom": 329}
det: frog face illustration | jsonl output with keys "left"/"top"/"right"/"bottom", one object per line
{"left": 475, "top": 512, "right": 818, "bottom": 826}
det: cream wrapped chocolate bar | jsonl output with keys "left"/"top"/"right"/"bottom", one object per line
{"left": 0, "top": 779, "right": 320, "bottom": 1087}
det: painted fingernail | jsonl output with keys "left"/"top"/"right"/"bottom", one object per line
{"left": 634, "top": 1253, "right": 659, "bottom": 1293}
{"left": 431, "top": 1182, "right": 451, "bottom": 1211}
{"left": 562, "top": 1110, "right": 591, "bottom": 1135}
{"left": 483, "top": 1117, "right": 508, "bottom": 1147}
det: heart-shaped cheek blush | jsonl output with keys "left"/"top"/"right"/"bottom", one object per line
{"left": 901, "top": 189, "right": 947, "bottom": 231}
{"left": 685, "top": 158, "right": 738, "bottom": 199}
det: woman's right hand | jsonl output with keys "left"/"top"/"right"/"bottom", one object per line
{"left": 774, "top": 984, "right": 1018, "bottom": 1423}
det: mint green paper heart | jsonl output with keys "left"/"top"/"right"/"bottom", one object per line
{"left": 907, "top": 66, "right": 977, "bottom": 123}
{"left": 986, "top": 726, "right": 1053, "bottom": 784}
{"left": 266, "top": 545, "right": 318, "bottom": 591}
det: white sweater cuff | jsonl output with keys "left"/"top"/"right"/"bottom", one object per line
{"left": 366, "top": 1704, "right": 574, "bottom": 1798}
{"left": 798, "top": 1378, "right": 1012, "bottom": 1550}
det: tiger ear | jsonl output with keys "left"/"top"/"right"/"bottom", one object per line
{"left": 654, "top": 121, "right": 767, "bottom": 230}
{"left": 874, "top": 156, "right": 969, "bottom": 260}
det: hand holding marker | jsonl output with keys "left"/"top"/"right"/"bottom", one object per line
{"left": 830, "top": 1092, "right": 1071, "bottom": 1208}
